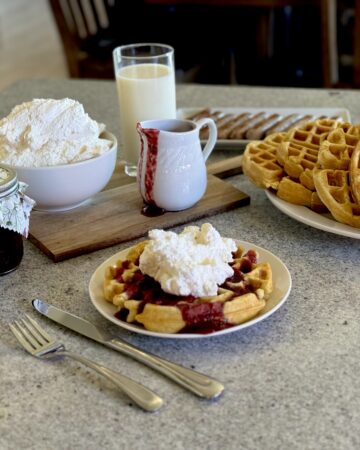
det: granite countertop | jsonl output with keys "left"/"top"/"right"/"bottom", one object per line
{"left": 0, "top": 80, "right": 359, "bottom": 450}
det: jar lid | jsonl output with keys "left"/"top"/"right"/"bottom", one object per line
{"left": 0, "top": 165, "right": 18, "bottom": 198}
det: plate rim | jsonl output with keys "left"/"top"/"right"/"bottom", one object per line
{"left": 88, "top": 239, "right": 292, "bottom": 339}
{"left": 265, "top": 190, "right": 360, "bottom": 239}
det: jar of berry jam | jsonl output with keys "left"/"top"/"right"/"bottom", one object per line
{"left": 0, "top": 165, "right": 35, "bottom": 275}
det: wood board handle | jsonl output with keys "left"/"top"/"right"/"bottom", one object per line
{"left": 207, "top": 155, "right": 243, "bottom": 178}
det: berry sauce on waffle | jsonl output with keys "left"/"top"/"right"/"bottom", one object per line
{"left": 113, "top": 250, "right": 258, "bottom": 334}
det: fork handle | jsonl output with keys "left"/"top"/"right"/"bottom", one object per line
{"left": 106, "top": 339, "right": 224, "bottom": 399}
{"left": 57, "top": 350, "right": 163, "bottom": 412}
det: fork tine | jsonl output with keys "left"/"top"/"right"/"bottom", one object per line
{"left": 25, "top": 315, "right": 53, "bottom": 343}
{"left": 20, "top": 317, "right": 49, "bottom": 346}
{"left": 10, "top": 317, "right": 59, "bottom": 358}
{"left": 14, "top": 320, "right": 41, "bottom": 348}
{"left": 9, "top": 323, "right": 37, "bottom": 354}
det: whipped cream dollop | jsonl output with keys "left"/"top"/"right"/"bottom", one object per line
{"left": 0, "top": 98, "right": 113, "bottom": 167}
{"left": 139, "top": 223, "right": 237, "bottom": 297}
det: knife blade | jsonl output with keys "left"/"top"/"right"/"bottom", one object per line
{"left": 32, "top": 298, "right": 224, "bottom": 399}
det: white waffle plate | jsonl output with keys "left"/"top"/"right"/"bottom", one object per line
{"left": 89, "top": 240, "right": 292, "bottom": 339}
{"left": 266, "top": 190, "right": 360, "bottom": 239}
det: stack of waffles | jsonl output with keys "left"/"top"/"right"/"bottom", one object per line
{"left": 242, "top": 118, "right": 360, "bottom": 228}
{"left": 103, "top": 242, "right": 273, "bottom": 334}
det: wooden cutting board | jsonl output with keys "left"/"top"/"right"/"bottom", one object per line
{"left": 29, "top": 155, "right": 247, "bottom": 262}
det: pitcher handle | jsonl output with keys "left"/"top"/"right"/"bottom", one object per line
{"left": 195, "top": 118, "right": 217, "bottom": 161}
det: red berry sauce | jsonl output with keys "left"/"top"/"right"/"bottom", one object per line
{"left": 113, "top": 249, "right": 259, "bottom": 334}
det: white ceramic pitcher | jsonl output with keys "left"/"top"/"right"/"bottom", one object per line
{"left": 136, "top": 118, "right": 217, "bottom": 211}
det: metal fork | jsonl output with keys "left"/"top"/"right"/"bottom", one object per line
{"left": 9, "top": 315, "right": 163, "bottom": 412}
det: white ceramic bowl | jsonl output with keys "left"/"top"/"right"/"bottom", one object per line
{"left": 7, "top": 131, "right": 117, "bottom": 212}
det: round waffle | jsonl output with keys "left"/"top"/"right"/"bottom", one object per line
{"left": 313, "top": 124, "right": 360, "bottom": 227}
{"left": 313, "top": 168, "right": 360, "bottom": 228}
{"left": 103, "top": 242, "right": 273, "bottom": 334}
{"left": 318, "top": 125, "right": 360, "bottom": 170}
{"left": 350, "top": 143, "right": 360, "bottom": 204}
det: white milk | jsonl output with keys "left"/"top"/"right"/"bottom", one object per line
{"left": 116, "top": 63, "right": 176, "bottom": 167}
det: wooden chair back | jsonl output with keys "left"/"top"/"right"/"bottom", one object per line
{"left": 49, "top": 0, "right": 116, "bottom": 78}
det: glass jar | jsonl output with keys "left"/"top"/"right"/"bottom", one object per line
{"left": 0, "top": 165, "right": 35, "bottom": 275}
{"left": 0, "top": 227, "right": 24, "bottom": 275}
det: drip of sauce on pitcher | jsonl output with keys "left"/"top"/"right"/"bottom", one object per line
{"left": 137, "top": 124, "right": 166, "bottom": 217}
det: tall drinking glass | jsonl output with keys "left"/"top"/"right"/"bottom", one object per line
{"left": 113, "top": 43, "right": 176, "bottom": 177}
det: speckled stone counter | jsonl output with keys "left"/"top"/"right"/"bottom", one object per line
{"left": 0, "top": 80, "right": 359, "bottom": 450}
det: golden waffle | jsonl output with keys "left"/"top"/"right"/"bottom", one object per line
{"left": 286, "top": 118, "right": 340, "bottom": 145}
{"left": 276, "top": 118, "right": 341, "bottom": 177}
{"left": 243, "top": 117, "right": 360, "bottom": 226}
{"left": 350, "top": 143, "right": 360, "bottom": 204}
{"left": 242, "top": 132, "right": 286, "bottom": 189}
{"left": 243, "top": 118, "right": 345, "bottom": 211}
{"left": 275, "top": 177, "right": 326, "bottom": 213}
{"left": 276, "top": 139, "right": 318, "bottom": 179}
{"left": 313, "top": 125, "right": 360, "bottom": 224}
{"left": 273, "top": 120, "right": 341, "bottom": 207}
{"left": 103, "top": 242, "right": 273, "bottom": 334}
{"left": 275, "top": 140, "right": 320, "bottom": 205}
{"left": 313, "top": 168, "right": 360, "bottom": 228}
{"left": 318, "top": 125, "right": 360, "bottom": 170}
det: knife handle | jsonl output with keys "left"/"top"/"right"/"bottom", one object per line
{"left": 106, "top": 339, "right": 224, "bottom": 399}
{"left": 59, "top": 350, "right": 163, "bottom": 412}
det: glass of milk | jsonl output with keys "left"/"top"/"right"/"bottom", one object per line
{"left": 113, "top": 43, "right": 176, "bottom": 177}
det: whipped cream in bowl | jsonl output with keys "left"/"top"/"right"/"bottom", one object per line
{"left": 0, "top": 98, "right": 117, "bottom": 211}
{"left": 0, "top": 98, "right": 112, "bottom": 167}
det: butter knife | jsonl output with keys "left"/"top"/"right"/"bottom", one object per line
{"left": 32, "top": 298, "right": 224, "bottom": 399}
